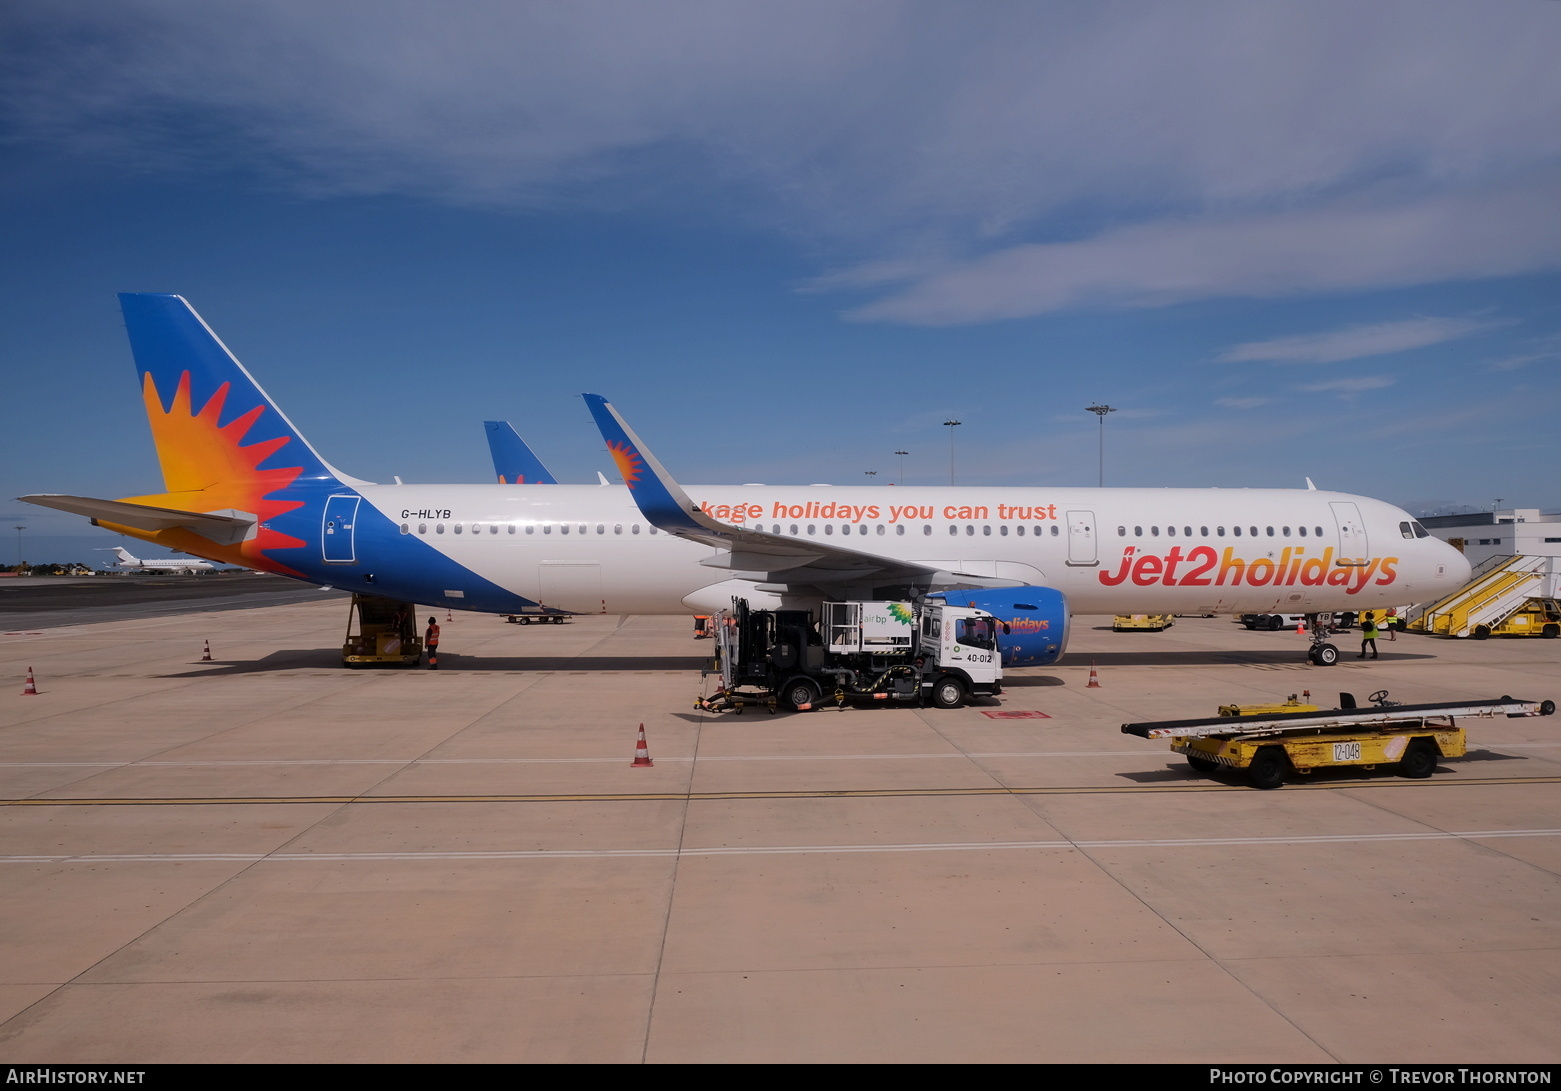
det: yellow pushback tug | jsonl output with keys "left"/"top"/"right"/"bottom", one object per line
{"left": 1122, "top": 692, "right": 1555, "bottom": 789}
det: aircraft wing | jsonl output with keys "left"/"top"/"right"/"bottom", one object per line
{"left": 581, "top": 395, "right": 940, "bottom": 587}
{"left": 19, "top": 495, "right": 255, "bottom": 546}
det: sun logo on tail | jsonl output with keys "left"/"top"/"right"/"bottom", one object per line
{"left": 113, "top": 371, "right": 308, "bottom": 574}
{"left": 888, "top": 603, "right": 915, "bottom": 625}
{"left": 606, "top": 440, "right": 645, "bottom": 489}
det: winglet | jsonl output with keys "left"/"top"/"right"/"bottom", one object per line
{"left": 581, "top": 394, "right": 721, "bottom": 536}
{"left": 1305, "top": 477, "right": 1317, "bottom": 491}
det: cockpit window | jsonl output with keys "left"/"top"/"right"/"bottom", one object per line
{"left": 1411, "top": 521, "right": 1430, "bottom": 538}
{"left": 1400, "top": 521, "right": 1414, "bottom": 539}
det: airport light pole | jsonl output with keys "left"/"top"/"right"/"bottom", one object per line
{"left": 13, "top": 525, "right": 24, "bottom": 570}
{"left": 943, "top": 421, "right": 961, "bottom": 485}
{"left": 894, "top": 450, "right": 908, "bottom": 486}
{"left": 1085, "top": 404, "right": 1116, "bottom": 487}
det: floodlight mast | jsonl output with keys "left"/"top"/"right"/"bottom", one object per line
{"left": 1085, "top": 404, "right": 1116, "bottom": 487}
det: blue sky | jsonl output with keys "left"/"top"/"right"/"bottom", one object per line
{"left": 2, "top": 0, "right": 1559, "bottom": 564}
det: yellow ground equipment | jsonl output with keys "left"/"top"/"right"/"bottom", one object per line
{"left": 1113, "top": 614, "right": 1173, "bottom": 632}
{"left": 1407, "top": 555, "right": 1553, "bottom": 638}
{"left": 342, "top": 594, "right": 422, "bottom": 668}
{"left": 1122, "top": 691, "right": 1554, "bottom": 789}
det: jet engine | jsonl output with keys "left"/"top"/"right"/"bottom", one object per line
{"left": 928, "top": 586, "right": 1070, "bottom": 667}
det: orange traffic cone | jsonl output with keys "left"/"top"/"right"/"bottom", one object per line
{"left": 22, "top": 666, "right": 38, "bottom": 695}
{"left": 1296, "top": 620, "right": 1306, "bottom": 634}
{"left": 1087, "top": 661, "right": 1101, "bottom": 688}
{"left": 446, "top": 607, "right": 453, "bottom": 622}
{"left": 631, "top": 723, "right": 654, "bottom": 767}
{"left": 201, "top": 640, "right": 212, "bottom": 662}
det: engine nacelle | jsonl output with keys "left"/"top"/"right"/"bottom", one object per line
{"left": 929, "top": 586, "right": 1069, "bottom": 667}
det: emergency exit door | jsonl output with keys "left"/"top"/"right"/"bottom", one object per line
{"left": 322, "top": 494, "right": 361, "bottom": 564}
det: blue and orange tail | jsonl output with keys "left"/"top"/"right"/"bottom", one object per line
{"left": 109, "top": 293, "right": 355, "bottom": 574}
{"left": 484, "top": 420, "right": 558, "bottom": 484}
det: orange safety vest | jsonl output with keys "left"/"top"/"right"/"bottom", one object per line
{"left": 426, "top": 623, "right": 440, "bottom": 647}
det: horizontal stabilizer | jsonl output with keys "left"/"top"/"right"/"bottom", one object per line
{"left": 19, "top": 495, "right": 255, "bottom": 546}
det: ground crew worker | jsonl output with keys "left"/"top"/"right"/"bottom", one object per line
{"left": 425, "top": 616, "right": 441, "bottom": 669}
{"left": 1359, "top": 612, "right": 1379, "bottom": 659}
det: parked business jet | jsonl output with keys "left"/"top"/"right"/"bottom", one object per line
{"left": 98, "top": 544, "right": 216, "bottom": 574}
{"left": 21, "top": 294, "right": 1471, "bottom": 667}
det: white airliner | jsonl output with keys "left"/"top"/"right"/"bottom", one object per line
{"left": 21, "top": 294, "right": 1471, "bottom": 668}
{"left": 99, "top": 545, "right": 216, "bottom": 574}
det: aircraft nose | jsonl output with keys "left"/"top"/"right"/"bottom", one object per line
{"left": 1438, "top": 541, "right": 1472, "bottom": 588}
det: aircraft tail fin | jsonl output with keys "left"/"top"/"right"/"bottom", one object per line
{"left": 101, "top": 294, "right": 364, "bottom": 574}
{"left": 484, "top": 421, "right": 558, "bottom": 484}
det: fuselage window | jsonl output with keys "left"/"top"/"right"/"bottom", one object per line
{"left": 543, "top": 524, "right": 551, "bottom": 534}
{"left": 1151, "top": 526, "right": 1159, "bottom": 536}
{"left": 807, "top": 524, "right": 816, "bottom": 536}
{"left": 949, "top": 524, "right": 958, "bottom": 536}
{"left": 1000, "top": 525, "right": 1008, "bottom": 536}
{"left": 1117, "top": 526, "right": 1126, "bottom": 536}
{"left": 966, "top": 525, "right": 975, "bottom": 536}
{"left": 896, "top": 525, "right": 905, "bottom": 536}
{"left": 1283, "top": 526, "right": 1291, "bottom": 536}
{"left": 1266, "top": 526, "right": 1274, "bottom": 537}
{"left": 824, "top": 524, "right": 834, "bottom": 535}
{"left": 790, "top": 524, "right": 799, "bottom": 535}
{"left": 560, "top": 524, "right": 569, "bottom": 534}
{"left": 454, "top": 524, "right": 463, "bottom": 534}
{"left": 1166, "top": 525, "right": 1175, "bottom": 537}
{"left": 418, "top": 524, "right": 427, "bottom": 535}
{"left": 983, "top": 525, "right": 991, "bottom": 536}
{"left": 508, "top": 524, "right": 516, "bottom": 534}
{"left": 1134, "top": 526, "right": 1143, "bottom": 537}
{"left": 649, "top": 527, "right": 658, "bottom": 534}
{"left": 399, "top": 523, "right": 409, "bottom": 534}
{"left": 1233, "top": 526, "right": 1242, "bottom": 537}
{"left": 614, "top": 524, "right": 622, "bottom": 535}
{"left": 525, "top": 524, "right": 535, "bottom": 535}
{"left": 632, "top": 524, "right": 641, "bottom": 534}
{"left": 1051, "top": 525, "right": 1059, "bottom": 536}
{"left": 596, "top": 524, "right": 605, "bottom": 534}
{"left": 876, "top": 524, "right": 885, "bottom": 535}
{"left": 436, "top": 523, "right": 446, "bottom": 534}
{"left": 1298, "top": 525, "right": 1307, "bottom": 537}
{"left": 923, "top": 525, "right": 932, "bottom": 536}
{"left": 1200, "top": 526, "right": 1209, "bottom": 536}
{"left": 1217, "top": 526, "right": 1225, "bottom": 537}
{"left": 491, "top": 525, "right": 499, "bottom": 535}
{"left": 1315, "top": 526, "right": 1324, "bottom": 537}
{"left": 1184, "top": 526, "right": 1192, "bottom": 537}
{"left": 1250, "top": 527, "right": 1258, "bottom": 537}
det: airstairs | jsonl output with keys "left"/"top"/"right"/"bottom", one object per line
{"left": 1405, "top": 554, "right": 1557, "bottom": 637}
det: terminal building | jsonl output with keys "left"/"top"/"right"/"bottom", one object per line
{"left": 1418, "top": 508, "right": 1561, "bottom": 569}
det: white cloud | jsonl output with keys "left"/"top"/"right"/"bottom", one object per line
{"left": 1295, "top": 376, "right": 1395, "bottom": 393}
{"left": 5, "top": 2, "right": 1561, "bottom": 320}
{"left": 1217, "top": 317, "right": 1501, "bottom": 365}
{"left": 1214, "top": 397, "right": 1274, "bottom": 409}
{"left": 841, "top": 183, "right": 1561, "bottom": 323}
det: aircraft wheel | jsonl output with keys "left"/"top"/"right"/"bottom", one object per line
{"left": 1398, "top": 739, "right": 1438, "bottom": 779}
{"left": 781, "top": 678, "right": 820, "bottom": 712}
{"left": 1248, "top": 747, "right": 1289, "bottom": 790}
{"left": 1187, "top": 755, "right": 1219, "bottom": 774}
{"left": 1313, "top": 643, "right": 1340, "bottom": 666}
{"left": 931, "top": 676, "right": 966, "bottom": 709}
